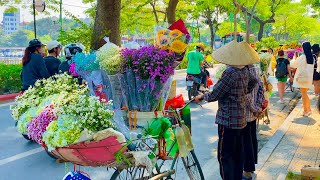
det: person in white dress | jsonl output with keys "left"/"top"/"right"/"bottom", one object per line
{"left": 290, "top": 42, "right": 314, "bottom": 116}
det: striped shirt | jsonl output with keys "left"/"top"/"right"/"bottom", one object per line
{"left": 246, "top": 65, "right": 265, "bottom": 122}
{"left": 204, "top": 66, "right": 258, "bottom": 129}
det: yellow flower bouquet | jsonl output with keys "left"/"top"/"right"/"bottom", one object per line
{"left": 155, "top": 29, "right": 189, "bottom": 54}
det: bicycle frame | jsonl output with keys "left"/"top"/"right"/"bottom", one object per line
{"left": 153, "top": 99, "right": 200, "bottom": 177}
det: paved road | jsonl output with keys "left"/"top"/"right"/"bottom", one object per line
{"left": 0, "top": 68, "right": 286, "bottom": 180}
{"left": 0, "top": 69, "right": 220, "bottom": 180}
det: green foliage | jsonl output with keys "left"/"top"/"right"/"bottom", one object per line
{"left": 0, "top": 63, "right": 22, "bottom": 94}
{"left": 216, "top": 21, "right": 243, "bottom": 38}
{"left": 272, "top": 3, "right": 320, "bottom": 43}
{"left": 25, "top": 18, "right": 83, "bottom": 40}
{"left": 256, "top": 36, "right": 280, "bottom": 51}
{"left": 285, "top": 171, "right": 301, "bottom": 180}
{"left": 4, "top": 7, "right": 19, "bottom": 13}
{"left": 58, "top": 24, "right": 93, "bottom": 50}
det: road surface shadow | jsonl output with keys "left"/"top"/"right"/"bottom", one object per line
{"left": 292, "top": 117, "right": 316, "bottom": 126}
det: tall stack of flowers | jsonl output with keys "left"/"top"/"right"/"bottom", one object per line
{"left": 11, "top": 73, "right": 115, "bottom": 150}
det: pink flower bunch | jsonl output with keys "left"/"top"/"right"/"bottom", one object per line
{"left": 27, "top": 104, "right": 57, "bottom": 144}
{"left": 69, "top": 62, "right": 79, "bottom": 77}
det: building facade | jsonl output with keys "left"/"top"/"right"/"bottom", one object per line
{"left": 2, "top": 10, "right": 20, "bottom": 35}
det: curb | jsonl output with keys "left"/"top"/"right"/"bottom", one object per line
{"left": 0, "top": 93, "right": 19, "bottom": 102}
{"left": 255, "top": 94, "right": 319, "bottom": 179}
{"left": 255, "top": 99, "right": 302, "bottom": 173}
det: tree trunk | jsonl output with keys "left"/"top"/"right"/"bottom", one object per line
{"left": 208, "top": 22, "right": 214, "bottom": 49}
{"left": 244, "top": 12, "right": 250, "bottom": 43}
{"left": 258, "top": 22, "right": 265, "bottom": 41}
{"left": 91, "top": 0, "right": 121, "bottom": 50}
{"left": 167, "top": 0, "right": 179, "bottom": 24}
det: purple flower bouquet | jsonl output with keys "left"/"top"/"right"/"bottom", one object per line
{"left": 121, "top": 46, "right": 176, "bottom": 112}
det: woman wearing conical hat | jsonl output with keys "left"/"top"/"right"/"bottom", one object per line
{"left": 195, "top": 41, "right": 259, "bottom": 180}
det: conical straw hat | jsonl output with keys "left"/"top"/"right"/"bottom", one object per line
{"left": 212, "top": 41, "right": 259, "bottom": 66}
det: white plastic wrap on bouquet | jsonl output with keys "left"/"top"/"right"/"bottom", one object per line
{"left": 78, "top": 71, "right": 95, "bottom": 95}
{"left": 118, "top": 69, "right": 139, "bottom": 111}
{"left": 135, "top": 76, "right": 174, "bottom": 112}
{"left": 108, "top": 74, "right": 124, "bottom": 109}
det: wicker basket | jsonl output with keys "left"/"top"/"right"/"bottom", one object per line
{"left": 127, "top": 111, "right": 164, "bottom": 131}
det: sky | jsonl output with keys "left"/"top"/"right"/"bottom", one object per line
{"left": 0, "top": 0, "right": 90, "bottom": 22}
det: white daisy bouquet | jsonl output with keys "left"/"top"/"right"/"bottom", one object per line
{"left": 10, "top": 73, "right": 82, "bottom": 120}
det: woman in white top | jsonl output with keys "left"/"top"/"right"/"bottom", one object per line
{"left": 290, "top": 42, "right": 314, "bottom": 116}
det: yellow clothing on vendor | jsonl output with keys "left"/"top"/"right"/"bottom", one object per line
{"left": 270, "top": 55, "right": 276, "bottom": 71}
{"left": 267, "top": 55, "right": 276, "bottom": 75}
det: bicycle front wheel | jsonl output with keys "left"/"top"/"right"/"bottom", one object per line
{"left": 181, "top": 150, "right": 205, "bottom": 180}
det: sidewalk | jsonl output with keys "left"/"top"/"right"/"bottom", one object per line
{"left": 256, "top": 94, "right": 320, "bottom": 179}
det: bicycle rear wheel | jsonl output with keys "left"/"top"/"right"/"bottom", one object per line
{"left": 181, "top": 150, "right": 204, "bottom": 180}
{"left": 110, "top": 167, "right": 152, "bottom": 180}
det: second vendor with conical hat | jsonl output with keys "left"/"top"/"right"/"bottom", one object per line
{"left": 195, "top": 40, "right": 260, "bottom": 180}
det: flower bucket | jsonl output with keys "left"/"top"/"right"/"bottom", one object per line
{"left": 127, "top": 111, "right": 164, "bottom": 132}
{"left": 51, "top": 136, "right": 126, "bottom": 167}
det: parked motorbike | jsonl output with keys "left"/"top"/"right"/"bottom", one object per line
{"left": 186, "top": 75, "right": 201, "bottom": 101}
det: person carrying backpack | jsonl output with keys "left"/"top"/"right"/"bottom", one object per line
{"left": 275, "top": 50, "right": 293, "bottom": 104}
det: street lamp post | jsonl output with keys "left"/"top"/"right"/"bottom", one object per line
{"left": 33, "top": 0, "right": 37, "bottom": 38}
{"left": 59, "top": 0, "right": 63, "bottom": 34}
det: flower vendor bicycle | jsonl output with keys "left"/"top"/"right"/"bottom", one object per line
{"left": 110, "top": 100, "right": 205, "bottom": 180}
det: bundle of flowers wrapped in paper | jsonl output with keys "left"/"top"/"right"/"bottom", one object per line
{"left": 96, "top": 42, "right": 124, "bottom": 109}
{"left": 259, "top": 53, "right": 271, "bottom": 75}
{"left": 116, "top": 20, "right": 190, "bottom": 112}
{"left": 121, "top": 45, "right": 177, "bottom": 111}
{"left": 72, "top": 52, "right": 99, "bottom": 75}
{"left": 155, "top": 19, "right": 191, "bottom": 63}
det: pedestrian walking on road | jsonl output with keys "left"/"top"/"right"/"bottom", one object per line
{"left": 195, "top": 41, "right": 259, "bottom": 180}
{"left": 243, "top": 64, "right": 265, "bottom": 180}
{"left": 21, "top": 39, "right": 50, "bottom": 91}
{"left": 186, "top": 43, "right": 207, "bottom": 91}
{"left": 290, "top": 42, "right": 314, "bottom": 117}
{"left": 311, "top": 44, "right": 320, "bottom": 96}
{"left": 44, "top": 40, "right": 62, "bottom": 76}
{"left": 275, "top": 50, "right": 293, "bottom": 104}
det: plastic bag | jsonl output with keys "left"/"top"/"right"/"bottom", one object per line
{"left": 62, "top": 171, "right": 91, "bottom": 180}
{"left": 168, "top": 19, "right": 189, "bottom": 35}
{"left": 207, "top": 77, "right": 214, "bottom": 87}
{"left": 165, "top": 94, "right": 185, "bottom": 110}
